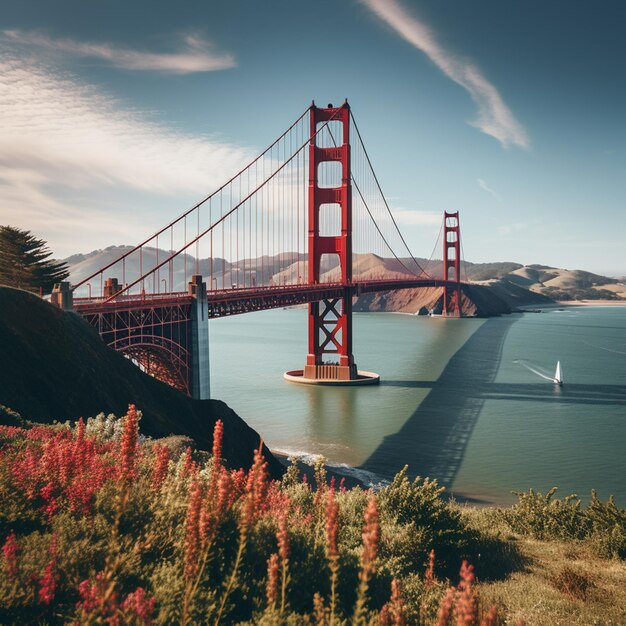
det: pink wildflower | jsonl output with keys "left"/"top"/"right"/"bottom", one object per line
{"left": 2, "top": 531, "right": 19, "bottom": 580}
{"left": 122, "top": 587, "right": 156, "bottom": 624}
{"left": 119, "top": 404, "right": 139, "bottom": 481}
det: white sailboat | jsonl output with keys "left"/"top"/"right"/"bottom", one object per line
{"left": 553, "top": 361, "right": 563, "bottom": 386}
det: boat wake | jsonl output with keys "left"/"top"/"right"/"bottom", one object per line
{"left": 514, "top": 359, "right": 558, "bottom": 382}
{"left": 581, "top": 340, "right": 626, "bottom": 356}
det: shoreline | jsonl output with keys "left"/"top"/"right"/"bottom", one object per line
{"left": 272, "top": 451, "right": 506, "bottom": 507}
{"left": 555, "top": 299, "right": 626, "bottom": 307}
{"left": 518, "top": 300, "right": 626, "bottom": 311}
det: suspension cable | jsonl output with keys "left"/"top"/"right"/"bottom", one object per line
{"left": 424, "top": 214, "right": 444, "bottom": 278}
{"left": 102, "top": 106, "right": 346, "bottom": 302}
{"left": 350, "top": 111, "right": 432, "bottom": 278}
{"left": 325, "top": 123, "right": 424, "bottom": 279}
{"left": 72, "top": 105, "right": 311, "bottom": 291}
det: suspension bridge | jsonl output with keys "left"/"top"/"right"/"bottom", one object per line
{"left": 51, "top": 101, "right": 467, "bottom": 398}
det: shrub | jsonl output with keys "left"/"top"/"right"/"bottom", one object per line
{"left": 500, "top": 487, "right": 626, "bottom": 559}
{"left": 0, "top": 407, "right": 523, "bottom": 625}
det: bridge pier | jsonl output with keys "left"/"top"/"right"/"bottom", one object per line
{"left": 285, "top": 102, "right": 378, "bottom": 386}
{"left": 51, "top": 281, "right": 73, "bottom": 311}
{"left": 188, "top": 275, "right": 210, "bottom": 400}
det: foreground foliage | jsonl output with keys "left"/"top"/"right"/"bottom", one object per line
{"left": 1, "top": 406, "right": 624, "bottom": 625}
{"left": 499, "top": 487, "right": 626, "bottom": 559}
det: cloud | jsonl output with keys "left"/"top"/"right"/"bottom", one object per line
{"left": 2, "top": 30, "right": 235, "bottom": 73}
{"left": 0, "top": 54, "right": 253, "bottom": 255}
{"left": 477, "top": 178, "right": 501, "bottom": 201}
{"left": 359, "top": 0, "right": 529, "bottom": 149}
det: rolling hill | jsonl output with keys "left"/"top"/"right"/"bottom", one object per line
{"left": 64, "top": 247, "right": 626, "bottom": 314}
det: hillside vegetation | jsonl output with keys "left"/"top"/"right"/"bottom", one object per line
{"left": 1, "top": 413, "right": 625, "bottom": 625}
{"left": 0, "top": 286, "right": 281, "bottom": 476}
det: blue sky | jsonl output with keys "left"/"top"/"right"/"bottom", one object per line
{"left": 1, "top": 0, "right": 624, "bottom": 275}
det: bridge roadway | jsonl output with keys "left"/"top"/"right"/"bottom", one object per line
{"left": 73, "top": 278, "right": 460, "bottom": 319}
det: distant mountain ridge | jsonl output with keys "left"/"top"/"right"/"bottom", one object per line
{"left": 64, "top": 247, "right": 626, "bottom": 310}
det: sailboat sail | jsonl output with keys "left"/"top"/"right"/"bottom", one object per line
{"left": 554, "top": 361, "right": 563, "bottom": 385}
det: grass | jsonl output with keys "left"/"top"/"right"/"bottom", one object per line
{"left": 1, "top": 405, "right": 625, "bottom": 625}
{"left": 459, "top": 506, "right": 626, "bottom": 625}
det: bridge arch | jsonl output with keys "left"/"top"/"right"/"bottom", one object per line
{"left": 109, "top": 336, "right": 190, "bottom": 395}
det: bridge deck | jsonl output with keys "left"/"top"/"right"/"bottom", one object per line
{"left": 73, "top": 278, "right": 458, "bottom": 319}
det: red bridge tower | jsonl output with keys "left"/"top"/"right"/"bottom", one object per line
{"left": 442, "top": 210, "right": 463, "bottom": 317}
{"left": 303, "top": 102, "right": 357, "bottom": 381}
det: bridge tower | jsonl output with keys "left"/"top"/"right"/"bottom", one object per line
{"left": 302, "top": 102, "right": 358, "bottom": 381}
{"left": 442, "top": 211, "right": 463, "bottom": 317}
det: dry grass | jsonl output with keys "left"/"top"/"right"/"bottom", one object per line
{"left": 461, "top": 507, "right": 626, "bottom": 625}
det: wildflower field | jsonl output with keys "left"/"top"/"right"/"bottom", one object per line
{"left": 1, "top": 405, "right": 625, "bottom": 625}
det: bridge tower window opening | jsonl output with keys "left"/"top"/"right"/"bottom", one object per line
{"left": 317, "top": 161, "right": 342, "bottom": 189}
{"left": 319, "top": 203, "right": 342, "bottom": 237}
{"left": 315, "top": 121, "right": 343, "bottom": 148}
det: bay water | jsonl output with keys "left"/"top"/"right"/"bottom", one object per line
{"left": 210, "top": 306, "right": 626, "bottom": 506}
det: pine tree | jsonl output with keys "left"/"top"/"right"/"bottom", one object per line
{"left": 0, "top": 226, "right": 69, "bottom": 295}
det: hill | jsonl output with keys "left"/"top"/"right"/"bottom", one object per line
{"left": 0, "top": 286, "right": 282, "bottom": 476}
{"left": 65, "top": 247, "right": 626, "bottom": 314}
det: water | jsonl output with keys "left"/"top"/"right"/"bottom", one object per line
{"left": 210, "top": 306, "right": 626, "bottom": 506}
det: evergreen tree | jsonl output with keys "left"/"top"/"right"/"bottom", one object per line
{"left": 0, "top": 226, "right": 69, "bottom": 294}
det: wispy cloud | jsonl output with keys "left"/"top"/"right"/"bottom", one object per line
{"left": 477, "top": 178, "right": 501, "bottom": 201}
{"left": 2, "top": 30, "right": 235, "bottom": 73}
{"left": 359, "top": 0, "right": 529, "bottom": 149}
{"left": 0, "top": 54, "right": 252, "bottom": 255}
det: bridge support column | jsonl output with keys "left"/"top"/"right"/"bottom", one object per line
{"left": 188, "top": 275, "right": 210, "bottom": 399}
{"left": 285, "top": 102, "right": 378, "bottom": 385}
{"left": 442, "top": 211, "right": 463, "bottom": 318}
{"left": 51, "top": 281, "right": 73, "bottom": 310}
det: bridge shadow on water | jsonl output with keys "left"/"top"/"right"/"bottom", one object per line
{"left": 360, "top": 315, "right": 626, "bottom": 490}
{"left": 360, "top": 316, "right": 517, "bottom": 488}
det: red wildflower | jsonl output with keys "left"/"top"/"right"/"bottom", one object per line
{"left": 38, "top": 559, "right": 57, "bottom": 605}
{"left": 212, "top": 419, "right": 224, "bottom": 470}
{"left": 456, "top": 561, "right": 478, "bottom": 626}
{"left": 353, "top": 494, "right": 381, "bottom": 624}
{"left": 436, "top": 588, "right": 456, "bottom": 626}
{"left": 425, "top": 549, "right": 436, "bottom": 587}
{"left": 184, "top": 477, "right": 203, "bottom": 579}
{"left": 325, "top": 487, "right": 339, "bottom": 562}
{"left": 216, "top": 467, "right": 232, "bottom": 511}
{"left": 277, "top": 512, "right": 290, "bottom": 563}
{"left": 122, "top": 587, "right": 156, "bottom": 624}
{"left": 77, "top": 572, "right": 120, "bottom": 618}
{"left": 266, "top": 553, "right": 279, "bottom": 608}
{"left": 387, "top": 578, "right": 406, "bottom": 626}
{"left": 242, "top": 443, "right": 268, "bottom": 529}
{"left": 38, "top": 534, "right": 58, "bottom": 605}
{"left": 2, "top": 531, "right": 19, "bottom": 580}
{"left": 119, "top": 404, "right": 139, "bottom": 481}
{"left": 360, "top": 495, "right": 380, "bottom": 577}
{"left": 74, "top": 417, "right": 86, "bottom": 459}
{"left": 151, "top": 444, "right": 170, "bottom": 491}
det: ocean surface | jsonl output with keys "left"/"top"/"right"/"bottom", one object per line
{"left": 209, "top": 306, "right": 626, "bottom": 506}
